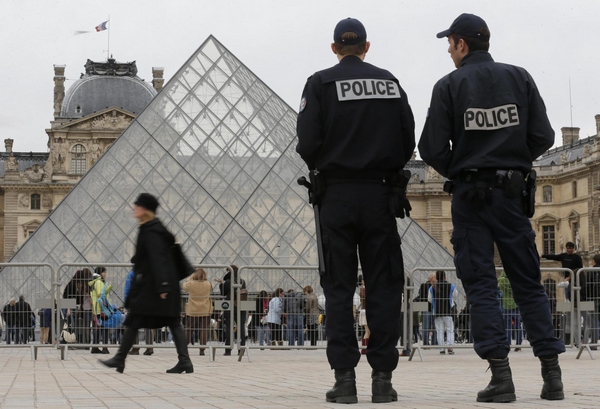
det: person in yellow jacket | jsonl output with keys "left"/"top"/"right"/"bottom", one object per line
{"left": 88, "top": 267, "right": 113, "bottom": 354}
{"left": 182, "top": 268, "right": 213, "bottom": 355}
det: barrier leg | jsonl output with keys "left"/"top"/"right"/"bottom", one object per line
{"left": 576, "top": 345, "right": 594, "bottom": 360}
{"left": 237, "top": 346, "right": 250, "bottom": 362}
{"left": 409, "top": 344, "right": 424, "bottom": 362}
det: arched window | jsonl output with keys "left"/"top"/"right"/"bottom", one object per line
{"left": 71, "top": 144, "right": 86, "bottom": 175}
{"left": 30, "top": 193, "right": 40, "bottom": 210}
{"left": 543, "top": 185, "right": 553, "bottom": 203}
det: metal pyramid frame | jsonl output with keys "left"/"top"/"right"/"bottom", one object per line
{"left": 1, "top": 36, "right": 453, "bottom": 304}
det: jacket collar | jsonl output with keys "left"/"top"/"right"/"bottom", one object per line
{"left": 460, "top": 50, "right": 494, "bottom": 67}
{"left": 339, "top": 55, "right": 363, "bottom": 65}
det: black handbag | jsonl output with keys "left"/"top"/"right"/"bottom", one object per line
{"left": 172, "top": 243, "right": 194, "bottom": 280}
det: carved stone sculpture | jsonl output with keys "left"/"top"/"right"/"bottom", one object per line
{"left": 18, "top": 194, "right": 29, "bottom": 209}
{"left": 5, "top": 154, "right": 18, "bottom": 171}
{"left": 52, "top": 141, "right": 67, "bottom": 172}
{"left": 42, "top": 194, "right": 53, "bottom": 209}
{"left": 90, "top": 140, "right": 102, "bottom": 164}
{"left": 25, "top": 164, "right": 45, "bottom": 182}
{"left": 426, "top": 166, "right": 443, "bottom": 181}
{"left": 84, "top": 58, "right": 138, "bottom": 77}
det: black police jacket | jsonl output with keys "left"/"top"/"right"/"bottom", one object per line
{"left": 296, "top": 55, "right": 415, "bottom": 172}
{"left": 418, "top": 51, "right": 554, "bottom": 179}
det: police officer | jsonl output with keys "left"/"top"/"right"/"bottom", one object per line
{"left": 419, "top": 14, "right": 565, "bottom": 403}
{"left": 297, "top": 17, "right": 415, "bottom": 404}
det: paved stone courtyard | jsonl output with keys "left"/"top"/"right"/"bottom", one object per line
{"left": 0, "top": 346, "right": 598, "bottom": 408}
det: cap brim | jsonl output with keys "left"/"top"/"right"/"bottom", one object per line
{"left": 436, "top": 29, "right": 451, "bottom": 38}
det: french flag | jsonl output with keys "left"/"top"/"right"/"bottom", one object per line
{"left": 95, "top": 21, "right": 108, "bottom": 32}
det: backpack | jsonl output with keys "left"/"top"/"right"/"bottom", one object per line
{"left": 99, "top": 283, "right": 116, "bottom": 320}
{"left": 101, "top": 309, "right": 122, "bottom": 329}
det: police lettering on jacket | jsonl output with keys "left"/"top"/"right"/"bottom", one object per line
{"left": 464, "top": 104, "right": 519, "bottom": 130}
{"left": 336, "top": 79, "right": 401, "bottom": 101}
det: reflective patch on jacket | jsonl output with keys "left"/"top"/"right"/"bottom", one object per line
{"left": 464, "top": 104, "right": 519, "bottom": 130}
{"left": 336, "top": 79, "right": 401, "bottom": 101}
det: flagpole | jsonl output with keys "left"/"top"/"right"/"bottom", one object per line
{"left": 107, "top": 15, "right": 111, "bottom": 60}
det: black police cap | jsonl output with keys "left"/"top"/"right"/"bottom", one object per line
{"left": 333, "top": 17, "right": 367, "bottom": 45}
{"left": 437, "top": 13, "right": 490, "bottom": 41}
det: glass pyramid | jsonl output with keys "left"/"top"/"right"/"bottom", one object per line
{"left": 1, "top": 36, "right": 453, "bottom": 304}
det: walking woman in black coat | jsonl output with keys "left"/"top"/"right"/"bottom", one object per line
{"left": 100, "top": 193, "right": 193, "bottom": 374}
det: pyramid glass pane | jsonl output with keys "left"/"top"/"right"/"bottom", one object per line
{"left": 2, "top": 36, "right": 453, "bottom": 304}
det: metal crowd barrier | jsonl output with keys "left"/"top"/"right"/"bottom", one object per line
{"left": 404, "top": 266, "right": 577, "bottom": 362}
{"left": 0, "top": 263, "right": 67, "bottom": 360}
{"left": 0, "top": 262, "right": 325, "bottom": 361}
{"left": 236, "top": 265, "right": 323, "bottom": 363}
{"left": 573, "top": 268, "right": 600, "bottom": 360}
{"left": 55, "top": 263, "right": 233, "bottom": 361}
{"left": 2, "top": 261, "right": 325, "bottom": 363}
{"left": 2, "top": 260, "right": 594, "bottom": 365}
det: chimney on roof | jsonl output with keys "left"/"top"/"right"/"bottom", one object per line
{"left": 595, "top": 114, "right": 600, "bottom": 136}
{"left": 152, "top": 67, "right": 164, "bottom": 92}
{"left": 53, "top": 65, "right": 66, "bottom": 119}
{"left": 561, "top": 127, "right": 580, "bottom": 146}
{"left": 4, "top": 138, "right": 13, "bottom": 153}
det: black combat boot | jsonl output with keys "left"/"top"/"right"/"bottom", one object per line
{"left": 476, "top": 358, "right": 516, "bottom": 403}
{"left": 371, "top": 370, "right": 398, "bottom": 403}
{"left": 166, "top": 324, "right": 194, "bottom": 374}
{"left": 325, "top": 368, "right": 358, "bottom": 404}
{"left": 540, "top": 356, "right": 564, "bottom": 400}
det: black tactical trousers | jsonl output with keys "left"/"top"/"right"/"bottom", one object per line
{"left": 319, "top": 182, "right": 404, "bottom": 371}
{"left": 451, "top": 182, "right": 565, "bottom": 359}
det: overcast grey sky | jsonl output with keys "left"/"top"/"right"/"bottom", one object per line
{"left": 1, "top": 0, "right": 599, "bottom": 154}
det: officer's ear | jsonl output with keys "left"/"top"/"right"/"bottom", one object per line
{"left": 364, "top": 41, "right": 370, "bottom": 54}
{"left": 331, "top": 43, "right": 337, "bottom": 55}
{"left": 457, "top": 38, "right": 469, "bottom": 54}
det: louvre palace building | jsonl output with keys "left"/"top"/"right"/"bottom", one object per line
{"left": 0, "top": 36, "right": 596, "bottom": 302}
{"left": 0, "top": 57, "right": 164, "bottom": 262}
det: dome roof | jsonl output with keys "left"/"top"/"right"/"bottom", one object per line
{"left": 60, "top": 58, "right": 157, "bottom": 118}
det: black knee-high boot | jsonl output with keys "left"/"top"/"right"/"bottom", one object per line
{"left": 167, "top": 324, "right": 193, "bottom": 374}
{"left": 99, "top": 326, "right": 136, "bottom": 373}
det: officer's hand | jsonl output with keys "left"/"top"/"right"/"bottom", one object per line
{"left": 391, "top": 189, "right": 412, "bottom": 219}
{"left": 400, "top": 196, "right": 412, "bottom": 219}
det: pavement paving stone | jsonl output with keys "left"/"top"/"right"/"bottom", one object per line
{"left": 0, "top": 346, "right": 599, "bottom": 408}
